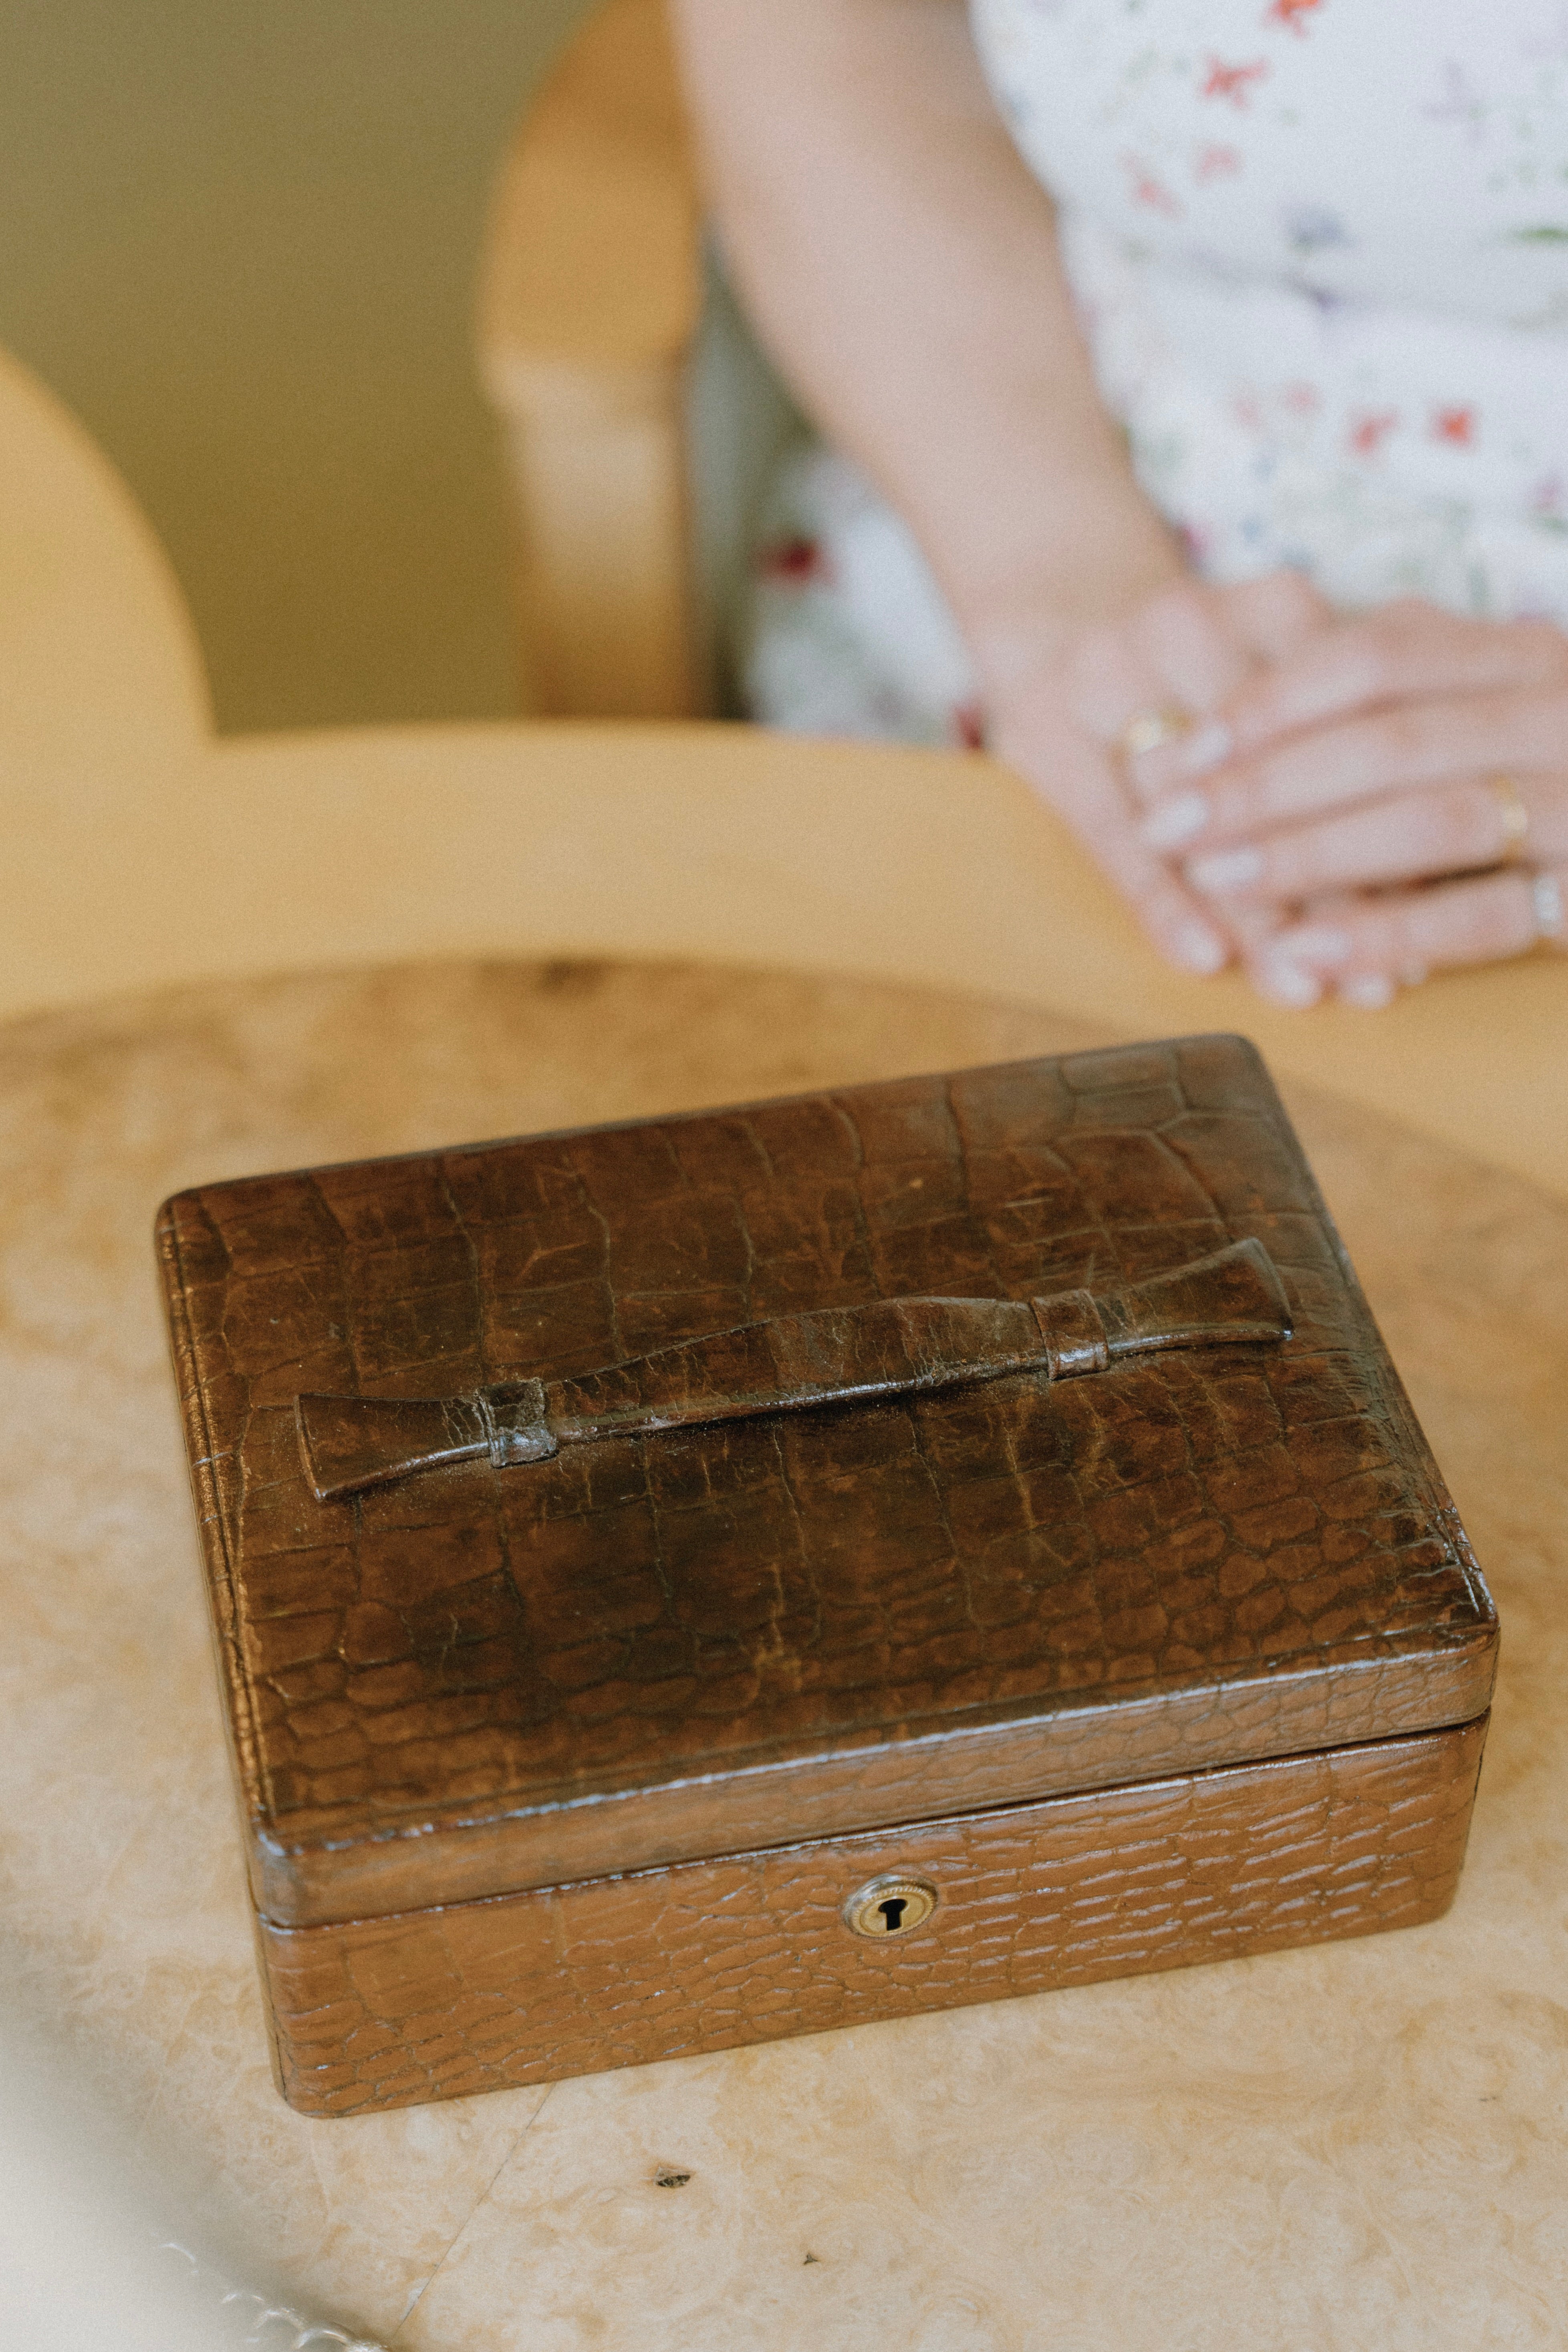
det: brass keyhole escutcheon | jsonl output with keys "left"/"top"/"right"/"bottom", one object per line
{"left": 842, "top": 1872, "right": 939, "bottom": 1940}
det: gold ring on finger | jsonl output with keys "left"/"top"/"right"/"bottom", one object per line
{"left": 1119, "top": 707, "right": 1191, "bottom": 760}
{"left": 1487, "top": 774, "right": 1531, "bottom": 863}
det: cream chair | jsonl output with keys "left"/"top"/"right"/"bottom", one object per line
{"left": 476, "top": 0, "right": 803, "bottom": 719}
{"left": 474, "top": 0, "right": 703, "bottom": 716}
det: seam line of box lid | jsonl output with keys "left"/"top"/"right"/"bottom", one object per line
{"left": 254, "top": 1713, "right": 1491, "bottom": 1939}
{"left": 251, "top": 1661, "right": 1499, "bottom": 1928}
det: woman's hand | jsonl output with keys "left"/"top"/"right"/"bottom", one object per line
{"left": 1134, "top": 598, "right": 1568, "bottom": 1005}
{"left": 977, "top": 569, "right": 1336, "bottom": 977}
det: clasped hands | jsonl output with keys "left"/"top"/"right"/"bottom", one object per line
{"left": 990, "top": 572, "right": 1568, "bottom": 1006}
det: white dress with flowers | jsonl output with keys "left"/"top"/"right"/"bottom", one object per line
{"left": 741, "top": 0, "right": 1568, "bottom": 744}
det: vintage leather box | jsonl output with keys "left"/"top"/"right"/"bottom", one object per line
{"left": 157, "top": 1034, "right": 1496, "bottom": 2117}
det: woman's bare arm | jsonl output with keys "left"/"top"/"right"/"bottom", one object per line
{"left": 669, "top": 0, "right": 1182, "bottom": 689}
{"left": 671, "top": 0, "right": 1341, "bottom": 984}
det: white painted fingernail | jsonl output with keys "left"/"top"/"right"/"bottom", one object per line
{"left": 1142, "top": 791, "right": 1210, "bottom": 851}
{"left": 1278, "top": 925, "right": 1353, "bottom": 968}
{"left": 1172, "top": 919, "right": 1229, "bottom": 974}
{"left": 1338, "top": 973, "right": 1396, "bottom": 1009}
{"left": 1258, "top": 956, "right": 1323, "bottom": 1008}
{"left": 1171, "top": 720, "right": 1233, "bottom": 776}
{"left": 1188, "top": 846, "right": 1265, "bottom": 892}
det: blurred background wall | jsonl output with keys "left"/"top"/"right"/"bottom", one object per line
{"left": 0, "top": 0, "right": 595, "bottom": 732}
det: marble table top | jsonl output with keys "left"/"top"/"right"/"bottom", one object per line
{"left": 1, "top": 959, "right": 1563, "bottom": 2351}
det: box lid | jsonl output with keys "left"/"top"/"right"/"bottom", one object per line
{"left": 157, "top": 1035, "right": 1496, "bottom": 1929}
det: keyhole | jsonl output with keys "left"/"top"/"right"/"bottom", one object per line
{"left": 843, "top": 1874, "right": 938, "bottom": 1939}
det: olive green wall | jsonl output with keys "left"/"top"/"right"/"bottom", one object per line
{"left": 0, "top": 0, "right": 594, "bottom": 731}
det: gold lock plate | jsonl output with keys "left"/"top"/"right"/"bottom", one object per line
{"left": 842, "top": 1873, "right": 939, "bottom": 1939}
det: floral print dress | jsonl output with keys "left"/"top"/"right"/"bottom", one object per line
{"left": 742, "top": 0, "right": 1568, "bottom": 745}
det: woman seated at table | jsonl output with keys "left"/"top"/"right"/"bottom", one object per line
{"left": 672, "top": 0, "right": 1568, "bottom": 1007}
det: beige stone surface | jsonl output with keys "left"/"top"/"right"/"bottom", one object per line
{"left": 0, "top": 959, "right": 1562, "bottom": 2348}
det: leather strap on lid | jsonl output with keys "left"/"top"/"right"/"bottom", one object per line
{"left": 296, "top": 1240, "right": 1291, "bottom": 1501}
{"left": 1031, "top": 1289, "right": 1110, "bottom": 1379}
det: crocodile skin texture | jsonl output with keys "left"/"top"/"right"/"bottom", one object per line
{"left": 259, "top": 1717, "right": 1486, "bottom": 2116}
{"left": 157, "top": 1035, "right": 1495, "bottom": 1945}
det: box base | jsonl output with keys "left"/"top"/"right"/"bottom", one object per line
{"left": 259, "top": 1716, "right": 1486, "bottom": 2117}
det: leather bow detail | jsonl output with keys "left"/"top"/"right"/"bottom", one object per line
{"left": 296, "top": 1238, "right": 1290, "bottom": 1503}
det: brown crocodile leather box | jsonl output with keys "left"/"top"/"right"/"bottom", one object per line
{"left": 156, "top": 1034, "right": 1497, "bottom": 2117}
